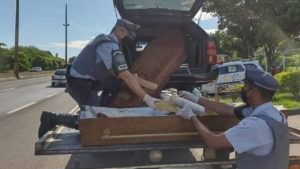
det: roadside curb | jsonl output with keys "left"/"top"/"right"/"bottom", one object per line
{"left": 0, "top": 72, "right": 53, "bottom": 82}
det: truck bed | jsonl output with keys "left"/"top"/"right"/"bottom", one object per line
{"left": 35, "top": 126, "right": 300, "bottom": 169}
{"left": 35, "top": 127, "right": 206, "bottom": 155}
{"left": 35, "top": 125, "right": 300, "bottom": 155}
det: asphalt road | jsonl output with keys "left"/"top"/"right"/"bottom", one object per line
{"left": 0, "top": 76, "right": 67, "bottom": 119}
{"left": 0, "top": 77, "right": 77, "bottom": 169}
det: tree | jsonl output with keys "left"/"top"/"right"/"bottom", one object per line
{"left": 0, "top": 42, "right": 7, "bottom": 48}
{"left": 0, "top": 49, "right": 13, "bottom": 72}
{"left": 204, "top": 0, "right": 300, "bottom": 72}
{"left": 68, "top": 56, "right": 76, "bottom": 64}
{"left": 205, "top": 0, "right": 260, "bottom": 59}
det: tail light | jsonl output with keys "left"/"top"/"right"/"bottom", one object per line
{"left": 206, "top": 41, "right": 217, "bottom": 65}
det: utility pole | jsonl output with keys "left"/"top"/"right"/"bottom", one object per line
{"left": 14, "top": 0, "right": 20, "bottom": 79}
{"left": 63, "top": 3, "right": 69, "bottom": 66}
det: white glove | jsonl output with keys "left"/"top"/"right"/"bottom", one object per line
{"left": 143, "top": 94, "right": 160, "bottom": 109}
{"left": 178, "top": 91, "right": 200, "bottom": 103}
{"left": 177, "top": 105, "right": 195, "bottom": 120}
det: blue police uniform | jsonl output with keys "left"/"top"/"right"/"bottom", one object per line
{"left": 65, "top": 19, "right": 139, "bottom": 108}
{"left": 37, "top": 19, "right": 140, "bottom": 139}
{"left": 226, "top": 102, "right": 286, "bottom": 155}
{"left": 67, "top": 33, "right": 128, "bottom": 107}
{"left": 225, "top": 67, "right": 289, "bottom": 169}
{"left": 70, "top": 33, "right": 123, "bottom": 79}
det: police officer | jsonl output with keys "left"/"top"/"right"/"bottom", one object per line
{"left": 38, "top": 19, "right": 160, "bottom": 138}
{"left": 178, "top": 67, "right": 289, "bottom": 169}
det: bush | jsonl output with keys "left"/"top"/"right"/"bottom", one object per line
{"left": 275, "top": 71, "right": 300, "bottom": 96}
{"left": 275, "top": 71, "right": 291, "bottom": 92}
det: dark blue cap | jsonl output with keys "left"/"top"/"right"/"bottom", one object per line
{"left": 244, "top": 66, "right": 279, "bottom": 91}
{"left": 115, "top": 19, "right": 140, "bottom": 40}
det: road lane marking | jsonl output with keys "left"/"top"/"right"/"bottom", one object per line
{"left": 44, "top": 93, "right": 58, "bottom": 99}
{"left": 48, "top": 105, "right": 79, "bottom": 137}
{"left": 69, "top": 105, "right": 79, "bottom": 115}
{"left": 4, "top": 92, "right": 66, "bottom": 116}
{"left": 6, "top": 101, "right": 37, "bottom": 115}
{"left": 0, "top": 88, "right": 15, "bottom": 93}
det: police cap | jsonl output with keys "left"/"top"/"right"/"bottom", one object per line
{"left": 115, "top": 19, "right": 140, "bottom": 40}
{"left": 244, "top": 66, "right": 279, "bottom": 91}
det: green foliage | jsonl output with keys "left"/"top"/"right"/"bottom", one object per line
{"left": 0, "top": 46, "right": 65, "bottom": 72}
{"left": 272, "top": 92, "right": 300, "bottom": 108}
{"left": 204, "top": 0, "right": 300, "bottom": 71}
{"left": 0, "top": 48, "right": 13, "bottom": 72}
{"left": 275, "top": 71, "right": 300, "bottom": 96}
{"left": 18, "top": 52, "right": 31, "bottom": 71}
{"left": 275, "top": 71, "right": 291, "bottom": 91}
{"left": 69, "top": 56, "right": 76, "bottom": 64}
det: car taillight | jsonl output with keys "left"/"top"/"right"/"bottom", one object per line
{"left": 206, "top": 41, "right": 217, "bottom": 65}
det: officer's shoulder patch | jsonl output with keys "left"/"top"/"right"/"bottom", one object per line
{"left": 112, "top": 50, "right": 123, "bottom": 56}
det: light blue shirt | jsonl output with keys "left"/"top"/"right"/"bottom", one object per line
{"left": 225, "top": 102, "right": 286, "bottom": 156}
{"left": 70, "top": 33, "right": 120, "bottom": 79}
{"left": 95, "top": 33, "right": 119, "bottom": 69}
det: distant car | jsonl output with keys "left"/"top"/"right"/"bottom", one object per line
{"left": 29, "top": 67, "right": 42, "bottom": 72}
{"left": 51, "top": 69, "right": 67, "bottom": 87}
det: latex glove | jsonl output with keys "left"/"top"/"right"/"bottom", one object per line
{"left": 178, "top": 91, "right": 200, "bottom": 103}
{"left": 177, "top": 105, "right": 195, "bottom": 120}
{"left": 143, "top": 94, "right": 160, "bottom": 109}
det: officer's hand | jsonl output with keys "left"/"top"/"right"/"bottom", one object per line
{"left": 178, "top": 91, "right": 200, "bottom": 103}
{"left": 143, "top": 94, "right": 160, "bottom": 109}
{"left": 177, "top": 105, "right": 195, "bottom": 120}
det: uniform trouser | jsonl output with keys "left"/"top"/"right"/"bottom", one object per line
{"left": 65, "top": 78, "right": 101, "bottom": 109}
{"left": 65, "top": 78, "right": 119, "bottom": 109}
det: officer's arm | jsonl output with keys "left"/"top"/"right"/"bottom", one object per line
{"left": 110, "top": 49, "right": 146, "bottom": 99}
{"left": 198, "top": 98, "right": 235, "bottom": 116}
{"left": 118, "top": 70, "right": 146, "bottom": 99}
{"left": 191, "top": 116, "right": 232, "bottom": 148}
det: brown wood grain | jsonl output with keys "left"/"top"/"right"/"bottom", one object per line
{"left": 108, "top": 29, "right": 188, "bottom": 108}
{"left": 79, "top": 115, "right": 239, "bottom": 146}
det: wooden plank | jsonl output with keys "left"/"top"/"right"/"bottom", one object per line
{"left": 108, "top": 29, "right": 188, "bottom": 108}
{"left": 135, "top": 76, "right": 158, "bottom": 90}
{"left": 79, "top": 115, "right": 239, "bottom": 146}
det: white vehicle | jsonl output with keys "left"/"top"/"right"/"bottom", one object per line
{"left": 202, "top": 60, "right": 263, "bottom": 93}
{"left": 51, "top": 69, "right": 67, "bottom": 87}
{"left": 29, "top": 66, "right": 42, "bottom": 72}
{"left": 217, "top": 60, "right": 263, "bottom": 87}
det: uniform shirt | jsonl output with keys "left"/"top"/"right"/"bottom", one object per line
{"left": 225, "top": 102, "right": 286, "bottom": 156}
{"left": 70, "top": 33, "right": 120, "bottom": 79}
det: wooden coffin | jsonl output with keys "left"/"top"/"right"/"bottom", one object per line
{"left": 108, "top": 29, "right": 188, "bottom": 108}
{"left": 79, "top": 115, "right": 239, "bottom": 147}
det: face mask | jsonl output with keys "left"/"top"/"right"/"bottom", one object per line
{"left": 122, "top": 36, "right": 132, "bottom": 45}
{"left": 241, "top": 88, "right": 250, "bottom": 104}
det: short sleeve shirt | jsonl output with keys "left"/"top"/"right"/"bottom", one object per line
{"left": 70, "top": 33, "right": 120, "bottom": 79}
{"left": 225, "top": 102, "right": 286, "bottom": 156}
{"left": 95, "top": 33, "right": 120, "bottom": 69}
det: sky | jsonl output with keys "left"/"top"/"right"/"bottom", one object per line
{"left": 0, "top": 0, "right": 218, "bottom": 59}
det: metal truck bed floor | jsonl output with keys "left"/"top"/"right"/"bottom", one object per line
{"left": 35, "top": 127, "right": 206, "bottom": 155}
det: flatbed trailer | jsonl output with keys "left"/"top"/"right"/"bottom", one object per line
{"left": 35, "top": 122, "right": 300, "bottom": 169}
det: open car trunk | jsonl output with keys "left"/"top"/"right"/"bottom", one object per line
{"left": 114, "top": 0, "right": 204, "bottom": 23}
{"left": 114, "top": 0, "right": 216, "bottom": 94}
